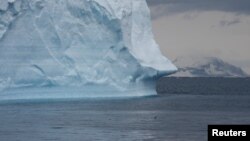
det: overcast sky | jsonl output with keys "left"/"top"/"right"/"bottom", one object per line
{"left": 147, "top": 0, "right": 250, "bottom": 73}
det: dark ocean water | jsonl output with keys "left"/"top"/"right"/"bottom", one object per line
{"left": 0, "top": 78, "right": 250, "bottom": 141}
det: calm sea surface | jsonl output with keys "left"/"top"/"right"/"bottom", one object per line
{"left": 0, "top": 78, "right": 250, "bottom": 141}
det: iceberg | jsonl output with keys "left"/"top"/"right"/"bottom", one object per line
{"left": 0, "top": 0, "right": 177, "bottom": 100}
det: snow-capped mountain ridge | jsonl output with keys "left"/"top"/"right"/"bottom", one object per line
{"left": 172, "top": 57, "right": 248, "bottom": 77}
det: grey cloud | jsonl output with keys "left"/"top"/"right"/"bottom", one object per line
{"left": 220, "top": 19, "right": 241, "bottom": 27}
{"left": 147, "top": 0, "right": 250, "bottom": 19}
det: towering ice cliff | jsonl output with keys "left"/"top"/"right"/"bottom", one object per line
{"left": 0, "top": 0, "right": 177, "bottom": 99}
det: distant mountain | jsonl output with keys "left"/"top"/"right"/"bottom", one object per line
{"left": 170, "top": 57, "right": 249, "bottom": 77}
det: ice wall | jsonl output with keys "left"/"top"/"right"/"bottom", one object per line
{"left": 0, "top": 0, "right": 177, "bottom": 99}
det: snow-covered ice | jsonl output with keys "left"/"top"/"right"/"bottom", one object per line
{"left": 0, "top": 0, "right": 176, "bottom": 99}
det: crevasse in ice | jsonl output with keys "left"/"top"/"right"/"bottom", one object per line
{"left": 0, "top": 0, "right": 177, "bottom": 99}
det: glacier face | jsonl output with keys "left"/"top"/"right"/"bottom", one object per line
{"left": 0, "top": 0, "right": 177, "bottom": 99}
